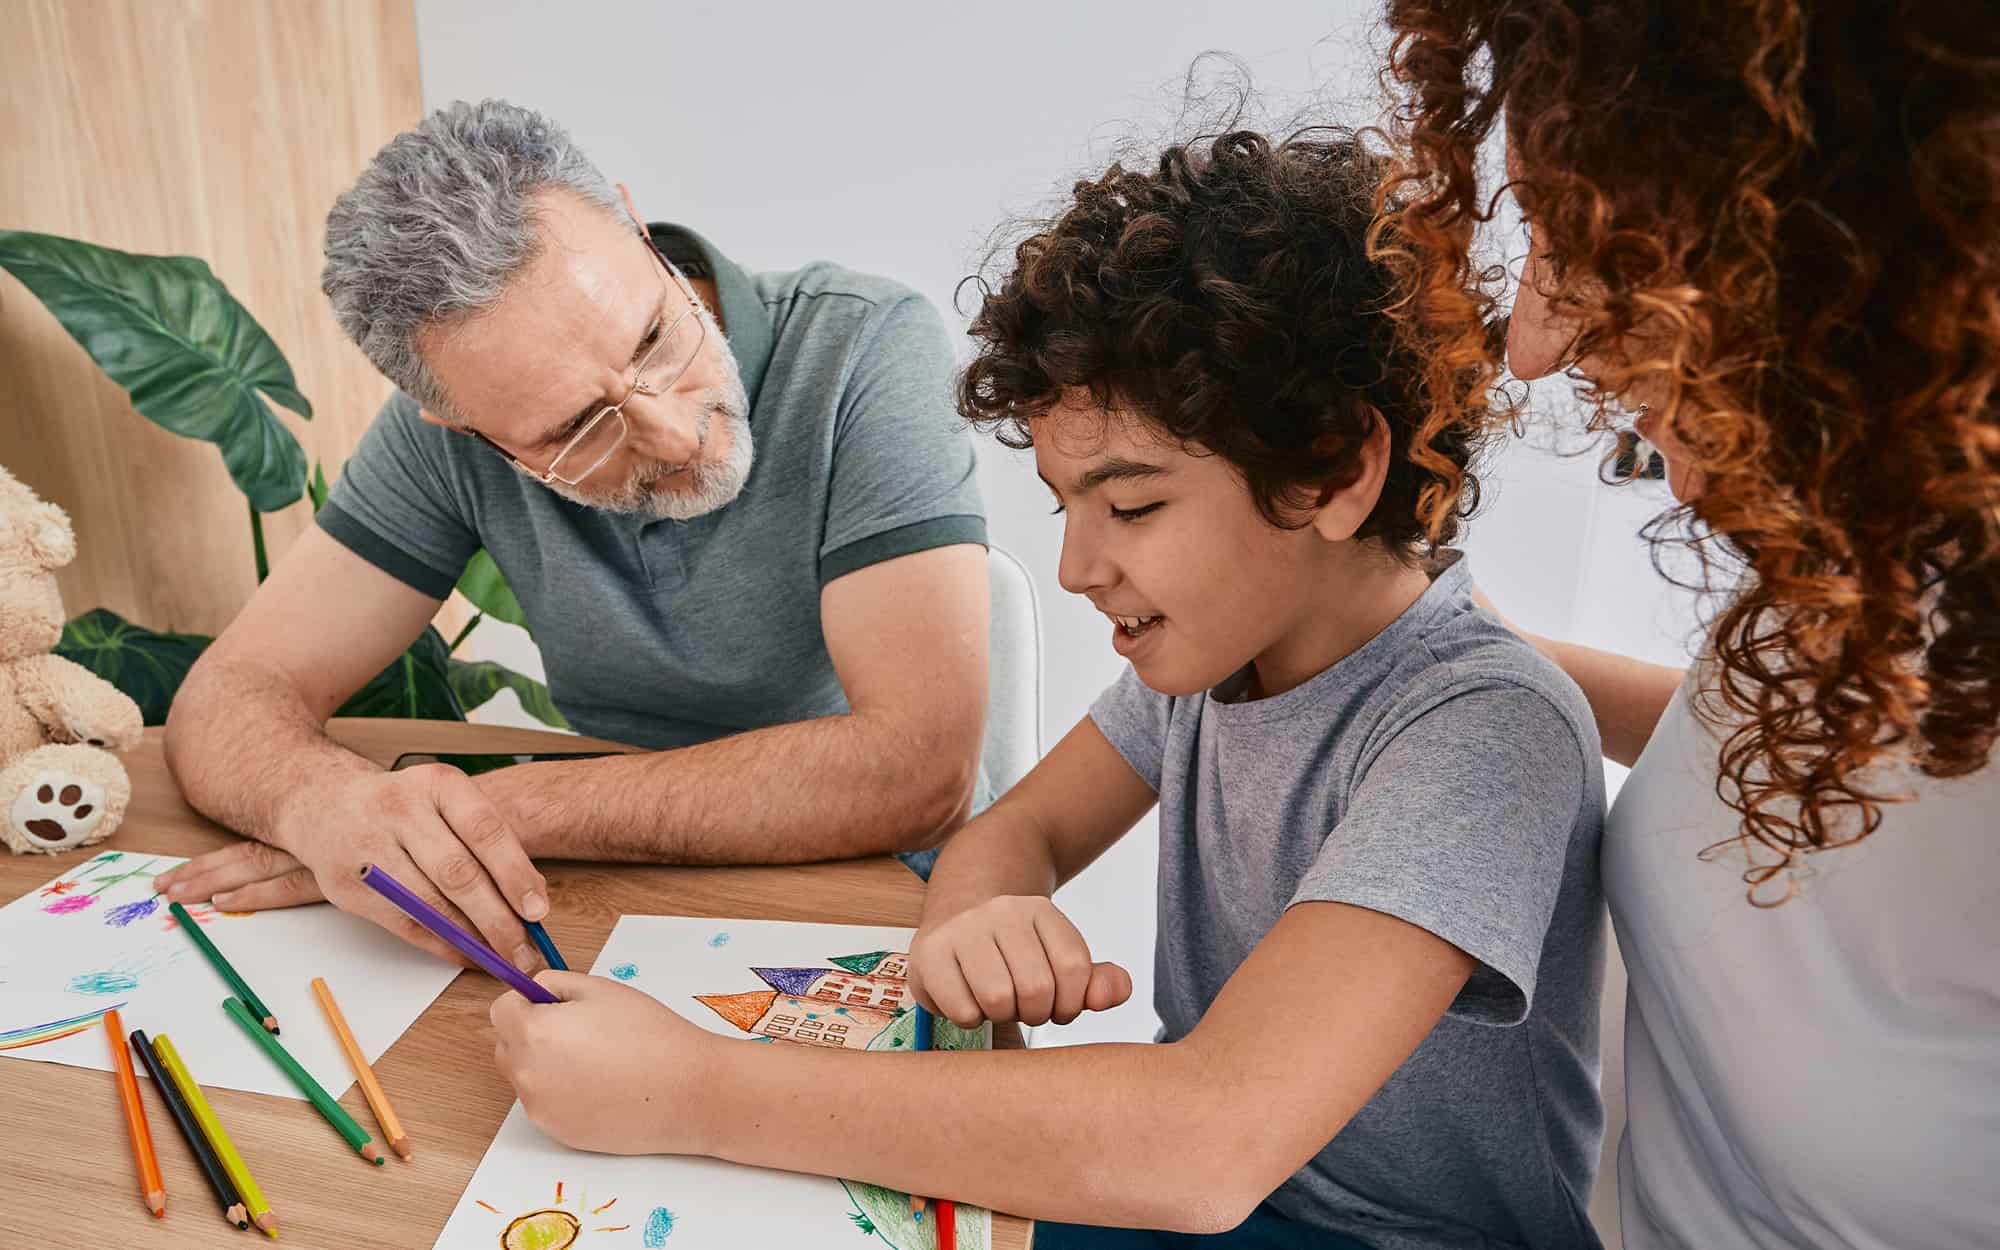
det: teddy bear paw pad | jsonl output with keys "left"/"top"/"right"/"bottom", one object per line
{"left": 11, "top": 773, "right": 106, "bottom": 850}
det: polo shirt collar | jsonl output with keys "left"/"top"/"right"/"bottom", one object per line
{"left": 647, "top": 222, "right": 773, "bottom": 413}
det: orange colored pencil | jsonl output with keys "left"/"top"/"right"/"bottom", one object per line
{"left": 310, "top": 976, "right": 412, "bottom": 1160}
{"left": 104, "top": 1008, "right": 164, "bottom": 1217}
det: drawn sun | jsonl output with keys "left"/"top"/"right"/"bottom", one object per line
{"left": 477, "top": 1182, "right": 669, "bottom": 1249}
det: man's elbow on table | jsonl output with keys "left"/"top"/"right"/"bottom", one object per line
{"left": 877, "top": 738, "right": 981, "bottom": 855}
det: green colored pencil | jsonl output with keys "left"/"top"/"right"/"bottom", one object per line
{"left": 169, "top": 901, "right": 280, "bottom": 1033}
{"left": 222, "top": 996, "right": 384, "bottom": 1165}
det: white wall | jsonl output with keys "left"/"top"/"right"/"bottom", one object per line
{"left": 415, "top": 11, "right": 1708, "bottom": 1203}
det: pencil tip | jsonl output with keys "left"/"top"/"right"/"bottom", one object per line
{"left": 392, "top": 1139, "right": 415, "bottom": 1161}
{"left": 148, "top": 1190, "right": 166, "bottom": 1216}
{"left": 229, "top": 1204, "right": 248, "bottom": 1229}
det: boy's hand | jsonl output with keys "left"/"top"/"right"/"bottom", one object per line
{"left": 909, "top": 895, "right": 1131, "bottom": 1028}
{"left": 490, "top": 971, "right": 718, "bottom": 1154}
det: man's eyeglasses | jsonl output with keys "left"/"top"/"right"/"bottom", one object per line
{"left": 475, "top": 235, "right": 707, "bottom": 488}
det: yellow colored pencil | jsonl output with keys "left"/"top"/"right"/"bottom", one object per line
{"left": 152, "top": 1033, "right": 280, "bottom": 1239}
{"left": 311, "top": 977, "right": 413, "bottom": 1161}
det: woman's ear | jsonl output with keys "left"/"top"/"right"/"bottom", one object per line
{"left": 1310, "top": 406, "right": 1393, "bottom": 542}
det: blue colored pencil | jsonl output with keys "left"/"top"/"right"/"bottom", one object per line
{"left": 523, "top": 919, "right": 567, "bottom": 971}
{"left": 910, "top": 1004, "right": 935, "bottom": 1220}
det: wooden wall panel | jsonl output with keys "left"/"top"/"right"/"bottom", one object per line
{"left": 0, "top": 0, "right": 425, "bottom": 637}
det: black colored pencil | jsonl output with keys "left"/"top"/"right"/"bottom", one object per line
{"left": 129, "top": 1027, "right": 250, "bottom": 1230}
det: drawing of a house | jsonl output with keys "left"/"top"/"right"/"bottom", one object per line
{"left": 748, "top": 963, "right": 911, "bottom": 1012}
{"left": 694, "top": 951, "right": 913, "bottom": 1049}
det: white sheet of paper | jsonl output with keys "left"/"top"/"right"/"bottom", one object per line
{"left": 0, "top": 850, "right": 461, "bottom": 1100}
{"left": 435, "top": 915, "right": 992, "bottom": 1250}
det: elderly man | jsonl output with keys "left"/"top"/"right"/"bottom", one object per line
{"left": 157, "top": 100, "right": 989, "bottom": 972}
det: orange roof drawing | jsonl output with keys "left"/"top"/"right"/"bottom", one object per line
{"left": 695, "top": 991, "right": 776, "bottom": 1033}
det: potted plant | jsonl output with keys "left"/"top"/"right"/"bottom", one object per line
{"left": 0, "top": 229, "right": 563, "bottom": 728}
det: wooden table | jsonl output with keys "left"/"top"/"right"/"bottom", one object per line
{"left": 0, "top": 720, "right": 1030, "bottom": 1249}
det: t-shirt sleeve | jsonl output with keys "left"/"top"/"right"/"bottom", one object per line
{"left": 817, "top": 295, "right": 987, "bottom": 586}
{"left": 1292, "top": 681, "right": 1588, "bottom": 1026}
{"left": 1087, "top": 665, "right": 1174, "bottom": 792}
{"left": 316, "top": 391, "right": 481, "bottom": 599}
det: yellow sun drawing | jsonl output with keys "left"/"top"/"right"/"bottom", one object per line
{"left": 478, "top": 1181, "right": 632, "bottom": 1249}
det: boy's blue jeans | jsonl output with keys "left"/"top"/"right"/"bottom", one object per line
{"left": 1033, "top": 1207, "right": 1373, "bottom": 1249}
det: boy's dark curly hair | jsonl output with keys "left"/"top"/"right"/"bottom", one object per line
{"left": 958, "top": 129, "right": 1485, "bottom": 553}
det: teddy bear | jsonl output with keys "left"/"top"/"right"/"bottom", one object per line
{"left": 0, "top": 463, "right": 143, "bottom": 854}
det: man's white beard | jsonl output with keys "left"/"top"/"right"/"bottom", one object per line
{"left": 552, "top": 308, "right": 755, "bottom": 520}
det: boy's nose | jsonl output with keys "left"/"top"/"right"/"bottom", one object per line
{"left": 1057, "top": 530, "right": 1109, "bottom": 598}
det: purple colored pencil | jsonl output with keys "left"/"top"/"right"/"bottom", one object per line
{"left": 356, "top": 864, "right": 559, "bottom": 1004}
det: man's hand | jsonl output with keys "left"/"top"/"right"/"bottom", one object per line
{"left": 155, "top": 763, "right": 549, "bottom": 972}
{"left": 490, "top": 971, "right": 719, "bottom": 1155}
{"left": 909, "top": 895, "right": 1131, "bottom": 1029}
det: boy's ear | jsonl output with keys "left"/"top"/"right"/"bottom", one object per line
{"left": 1309, "top": 406, "right": 1393, "bottom": 543}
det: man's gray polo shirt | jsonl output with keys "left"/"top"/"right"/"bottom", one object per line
{"left": 318, "top": 224, "right": 988, "bottom": 754}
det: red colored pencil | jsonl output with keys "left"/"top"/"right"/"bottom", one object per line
{"left": 936, "top": 1199, "right": 956, "bottom": 1250}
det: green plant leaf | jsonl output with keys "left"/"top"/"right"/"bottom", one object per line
{"left": 54, "top": 608, "right": 212, "bottom": 726}
{"left": 336, "top": 625, "right": 466, "bottom": 720}
{"left": 454, "top": 550, "right": 529, "bottom": 631}
{"left": 446, "top": 659, "right": 570, "bottom": 729}
{"left": 0, "top": 229, "right": 311, "bottom": 512}
{"left": 307, "top": 461, "right": 330, "bottom": 514}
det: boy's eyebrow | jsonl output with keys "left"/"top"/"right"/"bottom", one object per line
{"left": 1044, "top": 458, "right": 1173, "bottom": 495}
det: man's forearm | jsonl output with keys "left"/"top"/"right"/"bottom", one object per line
{"left": 499, "top": 709, "right": 978, "bottom": 865}
{"left": 164, "top": 654, "right": 378, "bottom": 847}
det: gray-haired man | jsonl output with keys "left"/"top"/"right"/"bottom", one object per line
{"left": 157, "top": 100, "right": 990, "bottom": 971}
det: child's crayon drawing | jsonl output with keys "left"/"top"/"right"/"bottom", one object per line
{"left": 688, "top": 949, "right": 988, "bottom": 1249}
{"left": 0, "top": 1001, "right": 128, "bottom": 1051}
{"left": 436, "top": 918, "right": 991, "bottom": 1250}
{"left": 1, "top": 853, "right": 461, "bottom": 1100}
{"left": 473, "top": 1181, "right": 660, "bottom": 1249}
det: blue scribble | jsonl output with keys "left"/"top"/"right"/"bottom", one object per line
{"left": 642, "top": 1206, "right": 676, "bottom": 1246}
{"left": 706, "top": 932, "right": 730, "bottom": 948}
{"left": 103, "top": 897, "right": 160, "bottom": 928}
{"left": 68, "top": 970, "right": 140, "bottom": 995}
{"left": 610, "top": 963, "right": 639, "bottom": 981}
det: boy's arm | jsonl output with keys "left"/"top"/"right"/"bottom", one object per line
{"left": 919, "top": 716, "right": 1157, "bottom": 926}
{"left": 909, "top": 716, "right": 1156, "bottom": 1025}
{"left": 498, "top": 902, "right": 1470, "bottom": 1234}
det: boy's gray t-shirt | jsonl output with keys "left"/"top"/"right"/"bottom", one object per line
{"left": 1090, "top": 555, "right": 1607, "bottom": 1250}
{"left": 318, "top": 224, "right": 986, "bottom": 753}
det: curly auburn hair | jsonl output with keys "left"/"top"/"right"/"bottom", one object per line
{"left": 1374, "top": 0, "right": 2000, "bottom": 899}
{"left": 958, "top": 129, "right": 1484, "bottom": 553}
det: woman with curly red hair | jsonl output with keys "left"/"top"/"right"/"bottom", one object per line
{"left": 1374, "top": 1, "right": 1999, "bottom": 1245}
